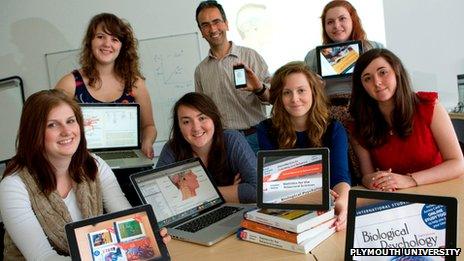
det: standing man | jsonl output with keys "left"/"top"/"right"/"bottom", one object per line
{"left": 194, "top": 0, "right": 271, "bottom": 153}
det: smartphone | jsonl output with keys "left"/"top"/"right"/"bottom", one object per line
{"left": 233, "top": 64, "right": 247, "bottom": 88}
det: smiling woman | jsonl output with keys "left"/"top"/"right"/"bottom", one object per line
{"left": 349, "top": 48, "right": 464, "bottom": 192}
{"left": 0, "top": 90, "right": 134, "bottom": 260}
{"left": 55, "top": 13, "right": 157, "bottom": 159}
{"left": 156, "top": 92, "right": 258, "bottom": 203}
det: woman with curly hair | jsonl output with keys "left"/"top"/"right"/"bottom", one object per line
{"left": 55, "top": 13, "right": 156, "bottom": 159}
{"left": 256, "top": 61, "right": 351, "bottom": 231}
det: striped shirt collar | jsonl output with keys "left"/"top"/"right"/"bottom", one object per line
{"left": 207, "top": 41, "right": 239, "bottom": 60}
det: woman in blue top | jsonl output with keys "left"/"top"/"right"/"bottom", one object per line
{"left": 257, "top": 61, "right": 351, "bottom": 231}
{"left": 157, "top": 92, "right": 257, "bottom": 203}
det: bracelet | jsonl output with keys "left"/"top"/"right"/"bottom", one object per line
{"left": 254, "top": 84, "right": 266, "bottom": 95}
{"left": 407, "top": 173, "right": 418, "bottom": 187}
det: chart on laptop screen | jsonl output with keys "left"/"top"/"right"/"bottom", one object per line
{"left": 262, "top": 155, "right": 323, "bottom": 205}
{"left": 353, "top": 199, "right": 447, "bottom": 261}
{"left": 136, "top": 164, "right": 219, "bottom": 226}
{"left": 82, "top": 106, "right": 138, "bottom": 149}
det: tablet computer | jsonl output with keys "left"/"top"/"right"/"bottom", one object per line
{"left": 257, "top": 148, "right": 330, "bottom": 210}
{"left": 316, "top": 40, "right": 362, "bottom": 79}
{"left": 65, "top": 204, "right": 170, "bottom": 261}
{"left": 345, "top": 190, "right": 458, "bottom": 261}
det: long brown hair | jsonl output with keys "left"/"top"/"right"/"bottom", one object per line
{"left": 350, "top": 49, "right": 418, "bottom": 148}
{"left": 3, "top": 90, "right": 97, "bottom": 195}
{"left": 321, "top": 0, "right": 369, "bottom": 47}
{"left": 169, "top": 92, "right": 232, "bottom": 185}
{"left": 80, "top": 13, "right": 143, "bottom": 93}
{"left": 269, "top": 61, "right": 330, "bottom": 148}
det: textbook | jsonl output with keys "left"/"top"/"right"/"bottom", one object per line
{"left": 244, "top": 208, "right": 335, "bottom": 233}
{"left": 240, "top": 217, "right": 336, "bottom": 244}
{"left": 237, "top": 227, "right": 336, "bottom": 254}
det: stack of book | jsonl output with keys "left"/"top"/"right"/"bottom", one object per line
{"left": 237, "top": 208, "right": 336, "bottom": 254}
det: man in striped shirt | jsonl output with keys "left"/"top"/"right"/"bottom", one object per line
{"left": 194, "top": 1, "right": 271, "bottom": 153}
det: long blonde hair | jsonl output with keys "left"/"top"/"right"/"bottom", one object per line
{"left": 269, "top": 62, "right": 330, "bottom": 148}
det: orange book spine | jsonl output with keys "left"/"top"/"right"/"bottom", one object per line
{"left": 240, "top": 219, "right": 297, "bottom": 243}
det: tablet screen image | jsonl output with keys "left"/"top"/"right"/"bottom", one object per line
{"left": 316, "top": 40, "right": 362, "bottom": 79}
{"left": 257, "top": 148, "right": 330, "bottom": 210}
{"left": 345, "top": 190, "right": 458, "bottom": 261}
{"left": 66, "top": 205, "right": 170, "bottom": 261}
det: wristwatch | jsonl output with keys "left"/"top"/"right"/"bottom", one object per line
{"left": 254, "top": 84, "right": 266, "bottom": 95}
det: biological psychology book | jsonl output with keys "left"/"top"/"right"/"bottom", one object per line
{"left": 353, "top": 200, "right": 448, "bottom": 260}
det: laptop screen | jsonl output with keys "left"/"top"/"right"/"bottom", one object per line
{"left": 345, "top": 190, "right": 458, "bottom": 261}
{"left": 66, "top": 205, "right": 170, "bottom": 261}
{"left": 80, "top": 104, "right": 140, "bottom": 150}
{"left": 131, "top": 159, "right": 224, "bottom": 227}
{"left": 257, "top": 148, "right": 330, "bottom": 210}
{"left": 316, "top": 40, "right": 362, "bottom": 79}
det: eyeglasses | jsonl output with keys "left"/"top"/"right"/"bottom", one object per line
{"left": 200, "top": 19, "right": 225, "bottom": 30}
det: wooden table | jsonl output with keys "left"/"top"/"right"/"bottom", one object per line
{"left": 166, "top": 177, "right": 464, "bottom": 260}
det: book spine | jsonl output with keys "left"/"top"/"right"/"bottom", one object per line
{"left": 237, "top": 229, "right": 307, "bottom": 254}
{"left": 240, "top": 219, "right": 297, "bottom": 243}
{"left": 296, "top": 209, "right": 335, "bottom": 233}
{"left": 244, "top": 212, "right": 297, "bottom": 233}
{"left": 244, "top": 209, "right": 335, "bottom": 233}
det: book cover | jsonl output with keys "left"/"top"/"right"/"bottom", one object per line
{"left": 240, "top": 217, "right": 336, "bottom": 244}
{"left": 244, "top": 207, "right": 335, "bottom": 233}
{"left": 237, "top": 227, "right": 336, "bottom": 254}
{"left": 352, "top": 200, "right": 448, "bottom": 260}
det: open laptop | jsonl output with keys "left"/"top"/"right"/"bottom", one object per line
{"left": 130, "top": 158, "right": 255, "bottom": 246}
{"left": 257, "top": 148, "right": 330, "bottom": 211}
{"left": 65, "top": 204, "right": 170, "bottom": 261}
{"left": 316, "top": 40, "right": 362, "bottom": 79}
{"left": 80, "top": 103, "right": 153, "bottom": 169}
{"left": 345, "top": 190, "right": 458, "bottom": 261}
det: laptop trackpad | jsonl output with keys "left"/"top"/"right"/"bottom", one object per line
{"left": 219, "top": 215, "right": 242, "bottom": 228}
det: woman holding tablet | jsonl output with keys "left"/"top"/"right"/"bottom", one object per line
{"left": 157, "top": 92, "right": 257, "bottom": 203}
{"left": 303, "top": 1, "right": 383, "bottom": 182}
{"left": 350, "top": 48, "right": 464, "bottom": 191}
{"left": 0, "top": 90, "right": 169, "bottom": 260}
{"left": 55, "top": 13, "right": 156, "bottom": 159}
{"left": 256, "top": 61, "right": 351, "bottom": 231}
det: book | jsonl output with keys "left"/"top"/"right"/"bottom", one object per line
{"left": 240, "top": 217, "right": 336, "bottom": 244}
{"left": 244, "top": 208, "right": 335, "bottom": 233}
{"left": 237, "top": 227, "right": 336, "bottom": 254}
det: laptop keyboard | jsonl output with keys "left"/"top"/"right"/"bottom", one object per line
{"left": 98, "top": 151, "right": 138, "bottom": 160}
{"left": 176, "top": 206, "right": 242, "bottom": 233}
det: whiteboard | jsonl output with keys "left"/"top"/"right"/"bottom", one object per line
{"left": 0, "top": 77, "right": 25, "bottom": 163}
{"left": 45, "top": 32, "right": 201, "bottom": 143}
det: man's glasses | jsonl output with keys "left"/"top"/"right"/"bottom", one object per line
{"left": 200, "top": 19, "right": 225, "bottom": 30}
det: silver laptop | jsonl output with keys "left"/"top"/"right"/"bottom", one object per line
{"left": 80, "top": 103, "right": 153, "bottom": 169}
{"left": 130, "top": 158, "right": 255, "bottom": 246}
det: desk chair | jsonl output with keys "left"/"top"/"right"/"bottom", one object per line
{"left": 450, "top": 113, "right": 464, "bottom": 154}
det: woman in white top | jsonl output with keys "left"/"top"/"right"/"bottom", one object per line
{"left": 0, "top": 90, "right": 169, "bottom": 260}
